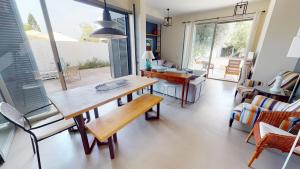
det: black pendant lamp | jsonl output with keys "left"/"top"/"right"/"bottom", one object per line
{"left": 91, "top": 0, "right": 127, "bottom": 39}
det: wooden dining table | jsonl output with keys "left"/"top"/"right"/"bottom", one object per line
{"left": 48, "top": 75, "right": 158, "bottom": 154}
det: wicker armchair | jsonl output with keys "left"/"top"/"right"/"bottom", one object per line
{"left": 246, "top": 111, "right": 300, "bottom": 167}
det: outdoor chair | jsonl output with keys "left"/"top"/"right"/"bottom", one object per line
{"left": 194, "top": 58, "right": 214, "bottom": 74}
{"left": 0, "top": 102, "right": 76, "bottom": 169}
{"left": 224, "top": 59, "right": 241, "bottom": 78}
{"left": 245, "top": 111, "right": 300, "bottom": 167}
{"left": 235, "top": 71, "right": 300, "bottom": 103}
{"left": 64, "top": 66, "right": 81, "bottom": 81}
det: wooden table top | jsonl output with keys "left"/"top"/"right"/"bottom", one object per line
{"left": 141, "top": 70, "right": 193, "bottom": 79}
{"left": 49, "top": 75, "right": 158, "bottom": 120}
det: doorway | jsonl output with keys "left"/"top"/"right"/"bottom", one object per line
{"left": 188, "top": 19, "right": 253, "bottom": 82}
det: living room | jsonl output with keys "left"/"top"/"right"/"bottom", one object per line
{"left": 0, "top": 0, "right": 300, "bottom": 169}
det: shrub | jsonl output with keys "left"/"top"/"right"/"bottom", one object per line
{"left": 78, "top": 58, "right": 110, "bottom": 69}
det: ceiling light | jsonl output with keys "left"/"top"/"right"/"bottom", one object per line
{"left": 90, "top": 0, "right": 127, "bottom": 39}
{"left": 163, "top": 8, "right": 172, "bottom": 27}
{"left": 233, "top": 0, "right": 248, "bottom": 16}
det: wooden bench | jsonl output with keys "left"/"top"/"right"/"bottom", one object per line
{"left": 85, "top": 94, "right": 163, "bottom": 159}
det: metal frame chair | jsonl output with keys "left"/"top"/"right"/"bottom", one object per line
{"left": 0, "top": 102, "right": 76, "bottom": 169}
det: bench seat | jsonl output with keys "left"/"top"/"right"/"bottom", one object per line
{"left": 85, "top": 94, "right": 163, "bottom": 158}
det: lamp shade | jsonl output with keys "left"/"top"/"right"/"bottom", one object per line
{"left": 90, "top": 0, "right": 127, "bottom": 39}
{"left": 142, "top": 50, "right": 155, "bottom": 60}
{"left": 287, "top": 28, "right": 300, "bottom": 58}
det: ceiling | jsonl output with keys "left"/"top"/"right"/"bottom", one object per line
{"left": 145, "top": 0, "right": 263, "bottom": 16}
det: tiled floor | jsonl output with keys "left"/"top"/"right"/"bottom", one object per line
{"left": 2, "top": 79, "right": 300, "bottom": 169}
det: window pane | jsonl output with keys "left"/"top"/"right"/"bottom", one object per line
{"left": 189, "top": 23, "right": 215, "bottom": 71}
{"left": 15, "top": 0, "right": 64, "bottom": 94}
{"left": 46, "top": 0, "right": 112, "bottom": 89}
{"left": 110, "top": 12, "right": 131, "bottom": 78}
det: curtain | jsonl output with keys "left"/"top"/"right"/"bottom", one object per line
{"left": 181, "top": 22, "right": 194, "bottom": 69}
{"left": 239, "top": 11, "right": 264, "bottom": 84}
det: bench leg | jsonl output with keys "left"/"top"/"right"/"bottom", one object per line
{"left": 113, "top": 133, "right": 118, "bottom": 143}
{"left": 145, "top": 103, "right": 160, "bottom": 120}
{"left": 157, "top": 103, "right": 160, "bottom": 118}
{"left": 127, "top": 93, "right": 133, "bottom": 102}
{"left": 108, "top": 137, "right": 115, "bottom": 159}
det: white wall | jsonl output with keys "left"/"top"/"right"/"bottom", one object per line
{"left": 252, "top": 0, "right": 300, "bottom": 82}
{"left": 160, "top": 0, "right": 270, "bottom": 66}
{"left": 29, "top": 40, "right": 109, "bottom": 73}
{"left": 131, "top": 0, "right": 147, "bottom": 70}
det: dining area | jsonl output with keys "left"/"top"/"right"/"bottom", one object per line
{"left": 0, "top": 75, "right": 165, "bottom": 169}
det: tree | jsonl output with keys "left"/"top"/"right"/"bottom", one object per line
{"left": 229, "top": 21, "right": 252, "bottom": 51}
{"left": 24, "top": 13, "right": 41, "bottom": 32}
{"left": 79, "top": 23, "right": 99, "bottom": 42}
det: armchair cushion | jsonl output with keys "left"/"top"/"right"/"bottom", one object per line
{"left": 236, "top": 80, "right": 263, "bottom": 99}
{"left": 283, "top": 99, "right": 300, "bottom": 112}
{"left": 240, "top": 103, "right": 268, "bottom": 126}
{"left": 259, "top": 122, "right": 300, "bottom": 154}
{"left": 231, "top": 103, "right": 268, "bottom": 126}
{"left": 31, "top": 114, "right": 75, "bottom": 140}
{"left": 251, "top": 95, "right": 289, "bottom": 111}
{"left": 231, "top": 103, "right": 243, "bottom": 121}
{"left": 259, "top": 122, "right": 294, "bottom": 138}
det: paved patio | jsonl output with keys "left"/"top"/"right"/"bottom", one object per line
{"left": 43, "top": 67, "right": 112, "bottom": 94}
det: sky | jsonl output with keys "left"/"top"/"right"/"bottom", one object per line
{"left": 15, "top": 0, "right": 104, "bottom": 39}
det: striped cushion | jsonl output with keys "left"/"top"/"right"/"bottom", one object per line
{"left": 267, "top": 71, "right": 299, "bottom": 90}
{"left": 237, "top": 86, "right": 254, "bottom": 97}
{"left": 231, "top": 103, "right": 243, "bottom": 121}
{"left": 240, "top": 103, "right": 268, "bottom": 126}
{"left": 251, "top": 95, "right": 288, "bottom": 111}
{"left": 283, "top": 99, "right": 300, "bottom": 112}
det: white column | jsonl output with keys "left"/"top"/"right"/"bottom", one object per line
{"left": 131, "top": 0, "right": 146, "bottom": 72}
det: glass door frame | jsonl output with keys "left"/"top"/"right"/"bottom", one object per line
{"left": 39, "top": 0, "right": 133, "bottom": 91}
{"left": 195, "top": 17, "right": 254, "bottom": 82}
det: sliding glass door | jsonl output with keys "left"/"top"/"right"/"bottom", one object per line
{"left": 45, "top": 0, "right": 132, "bottom": 89}
{"left": 110, "top": 12, "right": 132, "bottom": 78}
{"left": 188, "top": 19, "right": 253, "bottom": 82}
{"left": 209, "top": 20, "right": 253, "bottom": 81}
{"left": 189, "top": 23, "right": 216, "bottom": 74}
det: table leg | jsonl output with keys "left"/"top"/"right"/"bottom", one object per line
{"left": 117, "top": 98, "right": 123, "bottom": 107}
{"left": 127, "top": 93, "right": 133, "bottom": 102}
{"left": 74, "top": 114, "right": 91, "bottom": 154}
{"left": 181, "top": 83, "right": 186, "bottom": 107}
{"left": 150, "top": 85, "right": 153, "bottom": 94}
{"left": 185, "top": 81, "right": 190, "bottom": 104}
{"left": 94, "top": 108, "right": 99, "bottom": 118}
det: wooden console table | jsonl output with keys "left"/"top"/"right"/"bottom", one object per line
{"left": 141, "top": 70, "right": 192, "bottom": 107}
